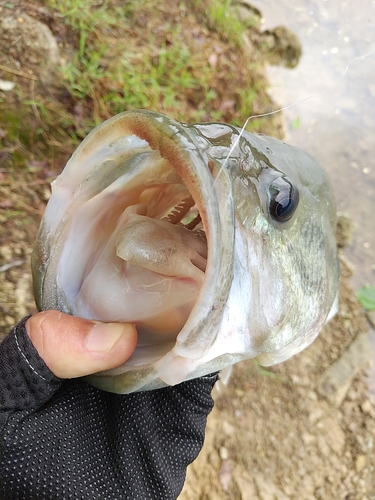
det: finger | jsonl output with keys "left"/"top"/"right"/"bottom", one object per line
{"left": 25, "top": 311, "right": 138, "bottom": 379}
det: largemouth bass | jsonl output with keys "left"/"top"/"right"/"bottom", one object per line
{"left": 32, "top": 110, "right": 340, "bottom": 393}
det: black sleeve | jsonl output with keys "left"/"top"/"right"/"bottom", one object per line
{"left": 0, "top": 318, "right": 218, "bottom": 500}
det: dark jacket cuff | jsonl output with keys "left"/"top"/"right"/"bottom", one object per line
{"left": 0, "top": 316, "right": 62, "bottom": 412}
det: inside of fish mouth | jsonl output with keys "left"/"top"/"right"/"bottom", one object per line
{"left": 115, "top": 185, "right": 208, "bottom": 276}
{"left": 101, "top": 160, "right": 209, "bottom": 344}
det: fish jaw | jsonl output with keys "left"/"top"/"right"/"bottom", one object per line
{"left": 32, "top": 110, "right": 236, "bottom": 392}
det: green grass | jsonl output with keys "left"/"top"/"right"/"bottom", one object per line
{"left": 44, "top": 0, "right": 265, "bottom": 128}
{"left": 1, "top": 0, "right": 271, "bottom": 172}
{"left": 356, "top": 285, "right": 375, "bottom": 311}
{"left": 192, "top": 0, "right": 248, "bottom": 46}
{"left": 44, "top": 0, "right": 221, "bottom": 126}
{"left": 252, "top": 359, "right": 288, "bottom": 383}
{"left": 291, "top": 117, "right": 301, "bottom": 130}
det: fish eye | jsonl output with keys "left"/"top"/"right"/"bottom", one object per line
{"left": 269, "top": 183, "right": 299, "bottom": 222}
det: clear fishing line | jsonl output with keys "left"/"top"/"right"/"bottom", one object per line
{"left": 214, "top": 47, "right": 375, "bottom": 187}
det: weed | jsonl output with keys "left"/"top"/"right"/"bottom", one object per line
{"left": 1, "top": 0, "right": 274, "bottom": 174}
{"left": 292, "top": 117, "right": 301, "bottom": 130}
{"left": 192, "top": 0, "right": 247, "bottom": 46}
{"left": 44, "top": 0, "right": 270, "bottom": 129}
{"left": 252, "top": 359, "right": 288, "bottom": 384}
{"left": 44, "top": 0, "right": 225, "bottom": 125}
{"left": 356, "top": 285, "right": 375, "bottom": 311}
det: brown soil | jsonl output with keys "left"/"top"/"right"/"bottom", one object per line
{"left": 181, "top": 260, "right": 375, "bottom": 499}
{"left": 1, "top": 1, "right": 374, "bottom": 499}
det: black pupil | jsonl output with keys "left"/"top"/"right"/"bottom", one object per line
{"left": 270, "top": 184, "right": 299, "bottom": 222}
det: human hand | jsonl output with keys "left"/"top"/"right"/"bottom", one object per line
{"left": 25, "top": 310, "right": 138, "bottom": 378}
{"left": 0, "top": 314, "right": 217, "bottom": 499}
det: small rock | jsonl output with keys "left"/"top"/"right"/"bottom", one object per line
{"left": 307, "top": 390, "right": 318, "bottom": 400}
{"left": 302, "top": 433, "right": 315, "bottom": 445}
{"left": 0, "top": 79, "right": 16, "bottom": 91}
{"left": 347, "top": 388, "right": 359, "bottom": 400}
{"left": 219, "top": 446, "right": 229, "bottom": 460}
{"left": 222, "top": 421, "right": 236, "bottom": 436}
{"left": 0, "top": 12, "right": 60, "bottom": 85}
{"left": 317, "top": 332, "right": 372, "bottom": 407}
{"left": 297, "top": 467, "right": 306, "bottom": 476}
{"left": 253, "top": 473, "right": 289, "bottom": 500}
{"left": 291, "top": 374, "right": 310, "bottom": 386}
{"left": 365, "top": 435, "right": 374, "bottom": 451}
{"left": 356, "top": 434, "right": 373, "bottom": 453}
{"left": 219, "top": 460, "right": 232, "bottom": 491}
{"left": 234, "top": 469, "right": 258, "bottom": 498}
{"left": 0, "top": 245, "right": 13, "bottom": 261}
{"left": 348, "top": 422, "right": 358, "bottom": 432}
{"left": 231, "top": 1, "right": 263, "bottom": 27}
{"left": 355, "top": 455, "right": 367, "bottom": 472}
{"left": 258, "top": 26, "right": 302, "bottom": 68}
{"left": 208, "top": 450, "right": 220, "bottom": 467}
{"left": 322, "top": 417, "right": 345, "bottom": 454}
{"left": 309, "top": 407, "right": 324, "bottom": 423}
{"left": 15, "top": 273, "right": 32, "bottom": 321}
{"left": 235, "top": 389, "right": 245, "bottom": 397}
{"left": 208, "top": 53, "right": 218, "bottom": 68}
{"left": 360, "top": 399, "right": 375, "bottom": 418}
{"left": 5, "top": 315, "right": 14, "bottom": 325}
{"left": 43, "top": 187, "right": 52, "bottom": 201}
{"left": 13, "top": 245, "right": 22, "bottom": 256}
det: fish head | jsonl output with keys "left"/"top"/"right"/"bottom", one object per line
{"left": 200, "top": 125, "right": 340, "bottom": 367}
{"left": 31, "top": 110, "right": 339, "bottom": 393}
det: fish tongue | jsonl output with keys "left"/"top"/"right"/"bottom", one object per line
{"left": 116, "top": 204, "right": 207, "bottom": 281}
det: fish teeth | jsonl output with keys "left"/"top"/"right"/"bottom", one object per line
{"left": 164, "top": 196, "right": 195, "bottom": 224}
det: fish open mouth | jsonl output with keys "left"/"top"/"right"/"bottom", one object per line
{"left": 33, "top": 110, "right": 235, "bottom": 388}
{"left": 69, "top": 152, "right": 209, "bottom": 347}
{"left": 33, "top": 109, "right": 340, "bottom": 393}
{"left": 34, "top": 110, "right": 228, "bottom": 361}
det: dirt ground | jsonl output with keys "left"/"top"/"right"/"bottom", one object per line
{"left": 1, "top": 1, "right": 375, "bottom": 499}
{"left": 180, "top": 259, "right": 375, "bottom": 499}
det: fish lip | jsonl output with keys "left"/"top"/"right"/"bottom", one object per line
{"left": 33, "top": 109, "right": 236, "bottom": 391}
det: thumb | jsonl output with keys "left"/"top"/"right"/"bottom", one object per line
{"left": 25, "top": 310, "right": 138, "bottom": 379}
